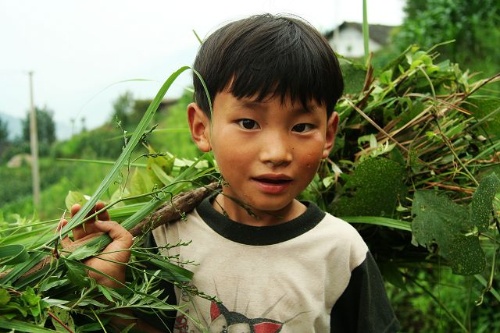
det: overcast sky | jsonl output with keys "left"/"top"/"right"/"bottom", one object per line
{"left": 0, "top": 0, "right": 405, "bottom": 135}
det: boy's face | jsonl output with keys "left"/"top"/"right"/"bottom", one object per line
{"left": 188, "top": 90, "right": 338, "bottom": 223}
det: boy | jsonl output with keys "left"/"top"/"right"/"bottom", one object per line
{"left": 65, "top": 13, "right": 400, "bottom": 332}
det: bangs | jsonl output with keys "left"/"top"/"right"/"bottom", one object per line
{"left": 228, "top": 34, "right": 337, "bottom": 111}
{"left": 193, "top": 14, "right": 343, "bottom": 117}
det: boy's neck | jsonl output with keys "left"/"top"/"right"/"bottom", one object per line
{"left": 212, "top": 194, "right": 307, "bottom": 227}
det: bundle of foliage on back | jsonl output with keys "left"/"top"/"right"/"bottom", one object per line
{"left": 313, "top": 45, "right": 500, "bottom": 279}
{"left": 306, "top": 44, "right": 500, "bottom": 331}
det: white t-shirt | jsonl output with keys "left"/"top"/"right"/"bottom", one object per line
{"left": 152, "top": 198, "right": 400, "bottom": 332}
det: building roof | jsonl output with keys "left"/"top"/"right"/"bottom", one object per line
{"left": 324, "top": 21, "right": 396, "bottom": 45}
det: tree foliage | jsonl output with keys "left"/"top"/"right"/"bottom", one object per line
{"left": 110, "top": 91, "right": 134, "bottom": 130}
{"left": 21, "top": 107, "right": 57, "bottom": 151}
{"left": 392, "top": 0, "right": 500, "bottom": 76}
{"left": 0, "top": 118, "right": 8, "bottom": 144}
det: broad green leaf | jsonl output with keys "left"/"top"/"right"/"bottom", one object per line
{"left": 149, "top": 161, "right": 174, "bottom": 186}
{"left": 65, "top": 191, "right": 88, "bottom": 211}
{"left": 470, "top": 172, "right": 500, "bottom": 232}
{"left": 467, "top": 96, "right": 500, "bottom": 139}
{"left": 38, "top": 274, "right": 68, "bottom": 293}
{"left": 411, "top": 191, "right": 486, "bottom": 275}
{"left": 127, "top": 168, "right": 156, "bottom": 201}
{"left": 146, "top": 145, "right": 175, "bottom": 175}
{"left": 333, "top": 157, "right": 407, "bottom": 217}
{"left": 339, "top": 58, "right": 367, "bottom": 95}
{"left": 20, "top": 287, "right": 40, "bottom": 307}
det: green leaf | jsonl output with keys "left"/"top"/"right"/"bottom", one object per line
{"left": 411, "top": 191, "right": 486, "bottom": 275}
{"left": 65, "top": 191, "right": 88, "bottom": 211}
{"left": 467, "top": 96, "right": 500, "bottom": 140}
{"left": 470, "top": 172, "right": 500, "bottom": 232}
{"left": 127, "top": 168, "right": 156, "bottom": 200}
{"left": 147, "top": 258, "right": 193, "bottom": 283}
{"left": 63, "top": 259, "right": 91, "bottom": 287}
{"left": 333, "top": 157, "right": 407, "bottom": 217}
{"left": 20, "top": 287, "right": 46, "bottom": 318}
{"left": 97, "top": 284, "right": 115, "bottom": 302}
{"left": 149, "top": 162, "right": 174, "bottom": 186}
{"left": 0, "top": 319, "right": 58, "bottom": 332}
{"left": 339, "top": 58, "right": 367, "bottom": 95}
{"left": 57, "top": 66, "right": 191, "bottom": 241}
{"left": 0, "top": 244, "right": 29, "bottom": 265}
{"left": 342, "top": 216, "right": 411, "bottom": 232}
{"left": 20, "top": 287, "right": 40, "bottom": 307}
{"left": 50, "top": 308, "right": 75, "bottom": 332}
{"left": 67, "top": 235, "right": 110, "bottom": 261}
{"left": 0, "top": 252, "right": 47, "bottom": 286}
{"left": 0, "top": 288, "right": 11, "bottom": 306}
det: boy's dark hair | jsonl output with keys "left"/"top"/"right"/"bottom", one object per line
{"left": 192, "top": 13, "right": 344, "bottom": 118}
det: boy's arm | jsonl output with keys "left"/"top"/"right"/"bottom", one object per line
{"left": 330, "top": 252, "right": 401, "bottom": 333}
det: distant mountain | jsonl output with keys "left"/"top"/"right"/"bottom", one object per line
{"left": 0, "top": 112, "right": 72, "bottom": 141}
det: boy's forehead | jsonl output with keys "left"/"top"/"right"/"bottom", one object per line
{"left": 218, "top": 89, "right": 325, "bottom": 113}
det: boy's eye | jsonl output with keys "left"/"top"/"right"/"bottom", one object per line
{"left": 238, "top": 119, "right": 259, "bottom": 130}
{"left": 292, "top": 123, "right": 314, "bottom": 133}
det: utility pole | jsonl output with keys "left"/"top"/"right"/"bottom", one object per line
{"left": 29, "top": 71, "right": 40, "bottom": 208}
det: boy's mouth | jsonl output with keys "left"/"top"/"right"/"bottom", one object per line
{"left": 253, "top": 175, "right": 292, "bottom": 184}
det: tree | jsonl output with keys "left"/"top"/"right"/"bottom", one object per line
{"left": 21, "top": 107, "right": 57, "bottom": 155}
{"left": 110, "top": 91, "right": 134, "bottom": 130}
{"left": 0, "top": 117, "right": 9, "bottom": 144}
{"left": 0, "top": 117, "right": 9, "bottom": 159}
{"left": 392, "top": 0, "right": 500, "bottom": 75}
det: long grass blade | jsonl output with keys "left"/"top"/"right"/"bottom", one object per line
{"left": 342, "top": 216, "right": 412, "bottom": 232}
{"left": 52, "top": 66, "right": 191, "bottom": 243}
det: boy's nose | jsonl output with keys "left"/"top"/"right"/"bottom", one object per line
{"left": 259, "top": 132, "right": 293, "bottom": 167}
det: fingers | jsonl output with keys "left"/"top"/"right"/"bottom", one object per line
{"left": 93, "top": 220, "right": 133, "bottom": 249}
{"left": 71, "top": 202, "right": 109, "bottom": 221}
{"left": 94, "top": 202, "right": 110, "bottom": 221}
{"left": 70, "top": 204, "right": 82, "bottom": 217}
{"left": 88, "top": 221, "right": 133, "bottom": 287}
{"left": 69, "top": 202, "right": 111, "bottom": 240}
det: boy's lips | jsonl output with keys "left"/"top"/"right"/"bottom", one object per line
{"left": 252, "top": 174, "right": 293, "bottom": 194}
{"left": 253, "top": 174, "right": 293, "bottom": 183}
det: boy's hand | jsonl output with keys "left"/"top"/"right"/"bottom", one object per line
{"left": 58, "top": 202, "right": 133, "bottom": 288}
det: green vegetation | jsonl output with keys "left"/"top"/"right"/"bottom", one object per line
{"left": 0, "top": 43, "right": 498, "bottom": 332}
{"left": 381, "top": 0, "right": 500, "bottom": 82}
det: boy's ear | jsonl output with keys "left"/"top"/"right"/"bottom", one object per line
{"left": 187, "top": 102, "right": 212, "bottom": 152}
{"left": 322, "top": 112, "right": 339, "bottom": 158}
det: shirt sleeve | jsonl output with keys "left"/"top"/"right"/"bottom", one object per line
{"left": 330, "top": 251, "right": 400, "bottom": 333}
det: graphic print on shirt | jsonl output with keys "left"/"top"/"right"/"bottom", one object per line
{"left": 209, "top": 301, "right": 283, "bottom": 333}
